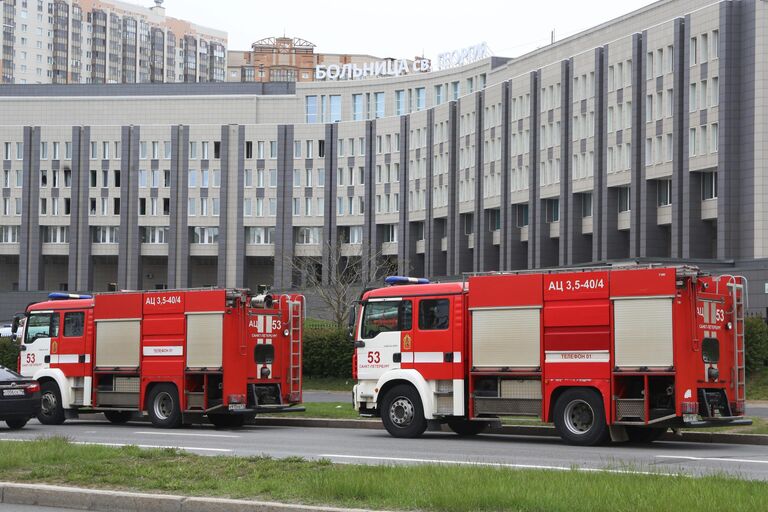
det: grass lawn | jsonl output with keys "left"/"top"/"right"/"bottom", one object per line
{"left": 302, "top": 376, "right": 353, "bottom": 392}
{"left": 280, "top": 401, "right": 360, "bottom": 420}
{"left": 1, "top": 438, "right": 766, "bottom": 511}
{"left": 747, "top": 369, "right": 768, "bottom": 400}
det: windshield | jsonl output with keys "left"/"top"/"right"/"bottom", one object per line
{"left": 25, "top": 313, "right": 59, "bottom": 343}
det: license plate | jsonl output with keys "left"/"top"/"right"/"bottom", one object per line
{"left": 228, "top": 403, "right": 245, "bottom": 411}
{"left": 2, "top": 389, "right": 25, "bottom": 397}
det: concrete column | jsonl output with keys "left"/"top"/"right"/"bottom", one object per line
{"left": 593, "top": 48, "right": 606, "bottom": 262}
{"left": 321, "top": 123, "right": 338, "bottom": 285}
{"left": 629, "top": 33, "right": 643, "bottom": 258}
{"left": 362, "top": 120, "right": 377, "bottom": 280}
{"left": 273, "top": 125, "right": 294, "bottom": 289}
{"left": 671, "top": 19, "right": 686, "bottom": 258}
{"left": 217, "top": 124, "right": 245, "bottom": 288}
{"left": 446, "top": 102, "right": 459, "bottom": 274}
{"left": 18, "top": 126, "right": 42, "bottom": 291}
{"left": 168, "top": 125, "right": 190, "bottom": 289}
{"left": 117, "top": 125, "right": 141, "bottom": 290}
{"left": 397, "top": 116, "right": 414, "bottom": 275}
{"left": 558, "top": 59, "right": 571, "bottom": 266}
{"left": 527, "top": 71, "right": 540, "bottom": 269}
{"left": 68, "top": 126, "right": 93, "bottom": 292}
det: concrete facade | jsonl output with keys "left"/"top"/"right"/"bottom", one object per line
{"left": 1, "top": 0, "right": 768, "bottom": 317}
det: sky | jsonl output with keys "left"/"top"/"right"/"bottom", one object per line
{"left": 153, "top": 0, "right": 658, "bottom": 61}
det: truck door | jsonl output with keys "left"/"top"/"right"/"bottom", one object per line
{"left": 412, "top": 298, "right": 454, "bottom": 380}
{"left": 357, "top": 299, "right": 412, "bottom": 381}
{"left": 19, "top": 311, "right": 59, "bottom": 377}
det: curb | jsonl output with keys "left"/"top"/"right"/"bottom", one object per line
{"left": 254, "top": 417, "right": 768, "bottom": 445}
{"left": 0, "top": 482, "right": 391, "bottom": 512}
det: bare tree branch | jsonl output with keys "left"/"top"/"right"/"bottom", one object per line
{"left": 287, "top": 239, "right": 398, "bottom": 327}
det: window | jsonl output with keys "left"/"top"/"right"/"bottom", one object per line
{"left": 415, "top": 88, "right": 425, "bottom": 111}
{"left": 689, "top": 83, "right": 697, "bottom": 112}
{"left": 25, "top": 312, "right": 59, "bottom": 342}
{"left": 189, "top": 142, "right": 198, "bottom": 159}
{"left": 329, "top": 95, "right": 342, "bottom": 122}
{"left": 268, "top": 169, "right": 277, "bottom": 187}
{"left": 418, "top": 299, "right": 450, "bottom": 330}
{"left": 375, "top": 92, "right": 385, "bottom": 118}
{"left": 657, "top": 180, "right": 672, "bottom": 206}
{"left": 690, "top": 37, "right": 698, "bottom": 65}
{"left": 164, "top": 141, "right": 172, "bottom": 160}
{"left": 545, "top": 199, "right": 559, "bottom": 223}
{"left": 214, "top": 141, "right": 221, "bottom": 159}
{"left": 395, "top": 90, "right": 406, "bottom": 115}
{"left": 712, "top": 30, "right": 719, "bottom": 60}
{"left": 352, "top": 94, "right": 364, "bottom": 121}
{"left": 702, "top": 172, "right": 717, "bottom": 200}
{"left": 618, "top": 186, "right": 631, "bottom": 212}
{"left": 689, "top": 128, "right": 697, "bottom": 157}
{"left": 361, "top": 300, "right": 412, "bottom": 339}
{"left": 305, "top": 95, "right": 318, "bottom": 123}
{"left": 63, "top": 312, "right": 84, "bottom": 337}
{"left": 581, "top": 193, "right": 593, "bottom": 218}
{"left": 269, "top": 141, "right": 277, "bottom": 159}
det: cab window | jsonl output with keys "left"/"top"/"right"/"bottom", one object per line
{"left": 361, "top": 300, "right": 412, "bottom": 339}
{"left": 64, "top": 312, "right": 85, "bottom": 337}
{"left": 25, "top": 313, "right": 59, "bottom": 343}
{"left": 418, "top": 299, "right": 450, "bottom": 330}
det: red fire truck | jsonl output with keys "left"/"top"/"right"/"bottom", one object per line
{"left": 352, "top": 266, "right": 751, "bottom": 445}
{"left": 13, "top": 288, "right": 303, "bottom": 428}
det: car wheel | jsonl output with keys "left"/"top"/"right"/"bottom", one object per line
{"left": 553, "top": 388, "right": 609, "bottom": 446}
{"left": 38, "top": 381, "right": 66, "bottom": 425}
{"left": 447, "top": 419, "right": 488, "bottom": 436}
{"left": 147, "top": 384, "right": 182, "bottom": 428}
{"left": 208, "top": 414, "right": 245, "bottom": 429}
{"left": 6, "top": 418, "right": 28, "bottom": 430}
{"left": 104, "top": 411, "right": 133, "bottom": 424}
{"left": 380, "top": 384, "right": 428, "bottom": 438}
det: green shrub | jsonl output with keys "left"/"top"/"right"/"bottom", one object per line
{"left": 746, "top": 316, "right": 768, "bottom": 375}
{"left": 302, "top": 324, "right": 352, "bottom": 379}
{"left": 0, "top": 337, "right": 20, "bottom": 371}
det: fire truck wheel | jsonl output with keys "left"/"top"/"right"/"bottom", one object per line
{"left": 626, "top": 427, "right": 667, "bottom": 443}
{"left": 553, "top": 388, "right": 609, "bottom": 446}
{"left": 104, "top": 411, "right": 133, "bottom": 424}
{"left": 38, "top": 381, "right": 66, "bottom": 425}
{"left": 5, "top": 418, "right": 28, "bottom": 430}
{"left": 208, "top": 414, "right": 245, "bottom": 429}
{"left": 380, "top": 384, "right": 428, "bottom": 438}
{"left": 147, "top": 384, "right": 182, "bottom": 428}
{"left": 447, "top": 419, "right": 488, "bottom": 436}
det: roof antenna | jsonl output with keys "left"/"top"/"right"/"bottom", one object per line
{"left": 551, "top": 29, "right": 555, "bottom": 44}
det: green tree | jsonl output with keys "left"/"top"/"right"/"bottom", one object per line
{"left": 745, "top": 316, "right": 768, "bottom": 374}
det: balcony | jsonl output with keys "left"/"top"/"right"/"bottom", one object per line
{"left": 581, "top": 216, "right": 593, "bottom": 234}
{"left": 520, "top": 226, "right": 529, "bottom": 242}
{"left": 618, "top": 211, "right": 630, "bottom": 231}
{"left": 549, "top": 221, "right": 560, "bottom": 238}
{"left": 492, "top": 229, "right": 501, "bottom": 245}
{"left": 657, "top": 205, "right": 672, "bottom": 225}
{"left": 416, "top": 240, "right": 425, "bottom": 254}
{"left": 381, "top": 241, "right": 398, "bottom": 255}
{"left": 701, "top": 199, "right": 718, "bottom": 220}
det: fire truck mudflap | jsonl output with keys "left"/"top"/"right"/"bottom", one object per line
{"left": 352, "top": 267, "right": 751, "bottom": 445}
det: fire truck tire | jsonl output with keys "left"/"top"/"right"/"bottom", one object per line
{"left": 37, "top": 381, "right": 66, "bottom": 425}
{"left": 147, "top": 384, "right": 182, "bottom": 428}
{"left": 553, "top": 388, "right": 609, "bottom": 446}
{"left": 380, "top": 384, "right": 428, "bottom": 438}
{"left": 447, "top": 419, "right": 488, "bottom": 436}
{"left": 104, "top": 411, "right": 133, "bottom": 424}
{"left": 208, "top": 414, "right": 246, "bottom": 429}
{"left": 5, "top": 418, "right": 28, "bottom": 430}
{"left": 626, "top": 427, "right": 667, "bottom": 443}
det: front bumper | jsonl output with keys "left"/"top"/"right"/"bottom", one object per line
{"left": 0, "top": 394, "right": 41, "bottom": 420}
{"left": 683, "top": 416, "right": 753, "bottom": 428}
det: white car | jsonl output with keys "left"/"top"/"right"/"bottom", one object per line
{"left": 0, "top": 324, "right": 12, "bottom": 338}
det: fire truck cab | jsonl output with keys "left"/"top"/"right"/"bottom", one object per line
{"left": 352, "top": 266, "right": 751, "bottom": 445}
{"left": 16, "top": 288, "right": 303, "bottom": 428}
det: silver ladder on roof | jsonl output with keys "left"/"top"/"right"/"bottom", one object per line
{"left": 718, "top": 275, "right": 748, "bottom": 410}
{"left": 287, "top": 299, "right": 303, "bottom": 402}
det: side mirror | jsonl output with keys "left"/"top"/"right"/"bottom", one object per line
{"left": 347, "top": 305, "right": 357, "bottom": 342}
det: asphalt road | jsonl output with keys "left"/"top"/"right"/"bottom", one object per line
{"left": 305, "top": 390, "right": 768, "bottom": 418}
{"left": 2, "top": 418, "right": 768, "bottom": 481}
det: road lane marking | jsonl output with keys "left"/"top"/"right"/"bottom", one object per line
{"left": 0, "top": 438, "right": 231, "bottom": 453}
{"left": 656, "top": 455, "right": 768, "bottom": 465}
{"left": 134, "top": 431, "right": 240, "bottom": 439}
{"left": 321, "top": 454, "right": 682, "bottom": 476}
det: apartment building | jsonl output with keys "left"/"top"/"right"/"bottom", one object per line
{"left": 0, "top": 0, "right": 227, "bottom": 84}
{"left": 1, "top": 0, "right": 767, "bottom": 315}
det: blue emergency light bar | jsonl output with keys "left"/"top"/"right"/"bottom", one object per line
{"left": 384, "top": 276, "right": 430, "bottom": 286}
{"left": 48, "top": 293, "right": 93, "bottom": 300}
